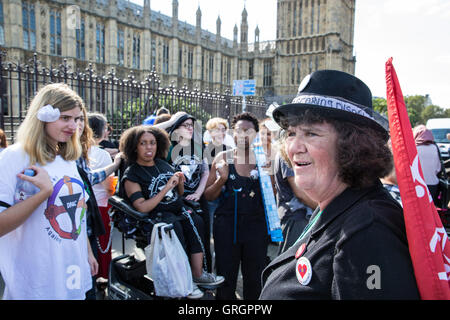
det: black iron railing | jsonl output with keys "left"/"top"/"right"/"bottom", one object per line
{"left": 0, "top": 52, "right": 268, "bottom": 143}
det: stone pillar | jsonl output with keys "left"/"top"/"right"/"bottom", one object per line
{"left": 105, "top": 19, "right": 117, "bottom": 66}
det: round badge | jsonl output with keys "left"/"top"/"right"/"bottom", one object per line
{"left": 295, "top": 243, "right": 306, "bottom": 259}
{"left": 295, "top": 257, "right": 312, "bottom": 286}
{"left": 297, "top": 74, "right": 311, "bottom": 93}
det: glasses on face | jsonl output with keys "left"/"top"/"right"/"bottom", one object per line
{"left": 180, "top": 123, "right": 194, "bottom": 129}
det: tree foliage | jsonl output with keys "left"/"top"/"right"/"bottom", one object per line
{"left": 372, "top": 95, "right": 449, "bottom": 127}
{"left": 110, "top": 96, "right": 213, "bottom": 130}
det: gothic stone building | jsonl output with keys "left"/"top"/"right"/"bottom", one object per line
{"left": 0, "top": 0, "right": 356, "bottom": 103}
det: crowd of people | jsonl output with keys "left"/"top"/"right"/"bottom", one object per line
{"left": 0, "top": 69, "right": 447, "bottom": 300}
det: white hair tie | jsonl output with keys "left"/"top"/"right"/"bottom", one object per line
{"left": 37, "top": 104, "right": 60, "bottom": 122}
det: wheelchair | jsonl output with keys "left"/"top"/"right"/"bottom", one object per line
{"left": 106, "top": 163, "right": 217, "bottom": 300}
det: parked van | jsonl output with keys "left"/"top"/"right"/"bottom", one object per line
{"left": 426, "top": 118, "right": 450, "bottom": 160}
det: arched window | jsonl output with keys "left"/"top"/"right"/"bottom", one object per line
{"left": 317, "top": 0, "right": 321, "bottom": 33}
{"left": 151, "top": 39, "right": 156, "bottom": 69}
{"left": 23, "top": 2, "right": 36, "bottom": 51}
{"left": 291, "top": 59, "right": 295, "bottom": 84}
{"left": 209, "top": 55, "right": 214, "bottom": 82}
{"left": 96, "top": 22, "right": 105, "bottom": 62}
{"left": 76, "top": 18, "right": 86, "bottom": 60}
{"left": 132, "top": 33, "right": 141, "bottom": 69}
{"left": 50, "top": 9, "right": 61, "bottom": 55}
{"left": 117, "top": 28, "right": 124, "bottom": 66}
{"left": 187, "top": 47, "right": 194, "bottom": 79}
{"left": 293, "top": 2, "right": 297, "bottom": 37}
{"left": 163, "top": 41, "right": 170, "bottom": 74}
{"left": 263, "top": 60, "right": 272, "bottom": 87}
{"left": 298, "top": 1, "right": 303, "bottom": 36}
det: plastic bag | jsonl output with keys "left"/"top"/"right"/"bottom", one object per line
{"left": 144, "top": 223, "right": 193, "bottom": 298}
{"left": 145, "top": 222, "right": 165, "bottom": 280}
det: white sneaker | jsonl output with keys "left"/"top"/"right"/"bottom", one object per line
{"left": 194, "top": 271, "right": 225, "bottom": 286}
{"left": 187, "top": 283, "right": 204, "bottom": 299}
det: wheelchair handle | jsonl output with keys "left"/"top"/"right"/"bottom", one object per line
{"left": 108, "top": 195, "right": 150, "bottom": 221}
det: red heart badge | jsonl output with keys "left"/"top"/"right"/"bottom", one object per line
{"left": 295, "top": 257, "right": 312, "bottom": 286}
{"left": 297, "top": 263, "right": 307, "bottom": 278}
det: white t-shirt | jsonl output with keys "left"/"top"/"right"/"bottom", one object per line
{"left": 203, "top": 130, "right": 236, "bottom": 148}
{"left": 88, "top": 146, "right": 113, "bottom": 207}
{"left": 0, "top": 144, "right": 92, "bottom": 300}
{"left": 417, "top": 144, "right": 441, "bottom": 185}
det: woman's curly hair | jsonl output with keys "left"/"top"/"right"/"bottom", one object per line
{"left": 119, "top": 125, "right": 170, "bottom": 164}
{"left": 279, "top": 110, "right": 392, "bottom": 189}
{"left": 231, "top": 112, "right": 260, "bottom": 132}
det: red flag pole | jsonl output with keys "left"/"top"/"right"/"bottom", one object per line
{"left": 386, "top": 57, "right": 450, "bottom": 299}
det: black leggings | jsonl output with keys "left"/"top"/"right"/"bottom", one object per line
{"left": 150, "top": 210, "right": 205, "bottom": 255}
{"left": 179, "top": 208, "right": 205, "bottom": 254}
{"left": 427, "top": 184, "right": 439, "bottom": 207}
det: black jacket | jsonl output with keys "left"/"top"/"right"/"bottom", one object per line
{"left": 260, "top": 182, "right": 420, "bottom": 300}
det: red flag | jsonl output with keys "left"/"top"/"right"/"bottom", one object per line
{"left": 386, "top": 57, "right": 450, "bottom": 299}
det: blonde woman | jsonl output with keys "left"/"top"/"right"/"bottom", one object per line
{"left": 0, "top": 128, "right": 8, "bottom": 152}
{"left": 259, "top": 118, "right": 279, "bottom": 176}
{"left": 204, "top": 117, "right": 235, "bottom": 167}
{"left": 0, "top": 83, "right": 97, "bottom": 299}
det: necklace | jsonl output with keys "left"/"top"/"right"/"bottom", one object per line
{"left": 293, "top": 210, "right": 324, "bottom": 246}
{"left": 138, "top": 161, "right": 162, "bottom": 182}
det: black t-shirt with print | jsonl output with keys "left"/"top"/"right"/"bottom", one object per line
{"left": 122, "top": 158, "right": 184, "bottom": 214}
{"left": 168, "top": 143, "right": 204, "bottom": 195}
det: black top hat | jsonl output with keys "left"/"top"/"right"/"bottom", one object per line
{"left": 272, "top": 70, "right": 389, "bottom": 141}
{"left": 167, "top": 113, "right": 196, "bottom": 136}
{"left": 153, "top": 111, "right": 196, "bottom": 135}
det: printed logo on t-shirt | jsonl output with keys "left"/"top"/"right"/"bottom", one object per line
{"left": 44, "top": 175, "right": 87, "bottom": 242}
{"left": 172, "top": 155, "right": 201, "bottom": 191}
{"left": 148, "top": 172, "right": 179, "bottom": 204}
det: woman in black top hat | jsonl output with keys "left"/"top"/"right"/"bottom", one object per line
{"left": 259, "top": 70, "right": 419, "bottom": 300}
{"left": 205, "top": 112, "right": 269, "bottom": 300}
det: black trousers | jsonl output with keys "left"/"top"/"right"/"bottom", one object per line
{"left": 85, "top": 234, "right": 98, "bottom": 300}
{"left": 179, "top": 209, "right": 205, "bottom": 254}
{"left": 151, "top": 210, "right": 205, "bottom": 255}
{"left": 198, "top": 196, "right": 212, "bottom": 272}
{"left": 427, "top": 184, "right": 439, "bottom": 207}
{"left": 213, "top": 214, "right": 268, "bottom": 300}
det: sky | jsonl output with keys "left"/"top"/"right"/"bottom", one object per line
{"left": 131, "top": 0, "right": 450, "bottom": 109}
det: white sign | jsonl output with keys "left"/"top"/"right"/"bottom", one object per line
{"left": 233, "top": 79, "right": 256, "bottom": 96}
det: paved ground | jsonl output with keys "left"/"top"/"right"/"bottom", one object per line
{"left": 3, "top": 225, "right": 448, "bottom": 300}
{"left": 107, "top": 229, "right": 280, "bottom": 300}
{"left": 0, "top": 227, "right": 278, "bottom": 300}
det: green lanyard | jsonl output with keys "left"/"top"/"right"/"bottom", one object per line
{"left": 293, "top": 210, "right": 323, "bottom": 246}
